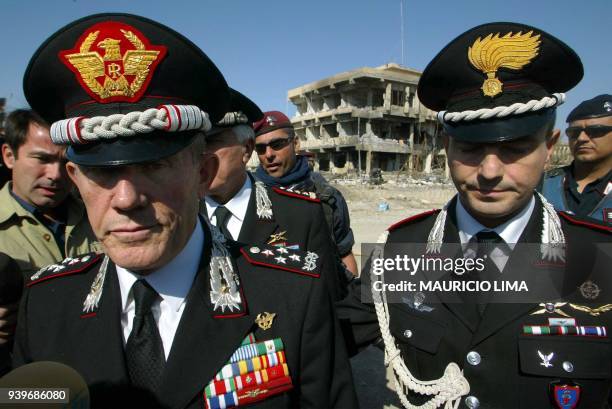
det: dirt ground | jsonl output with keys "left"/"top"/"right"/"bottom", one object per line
{"left": 328, "top": 175, "right": 457, "bottom": 409}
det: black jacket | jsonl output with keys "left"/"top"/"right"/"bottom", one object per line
{"left": 338, "top": 196, "right": 612, "bottom": 409}
{"left": 13, "top": 222, "right": 358, "bottom": 409}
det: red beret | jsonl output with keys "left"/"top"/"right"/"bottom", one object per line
{"left": 253, "top": 110, "right": 292, "bottom": 136}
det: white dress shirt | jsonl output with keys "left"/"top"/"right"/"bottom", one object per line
{"left": 204, "top": 176, "right": 252, "bottom": 240}
{"left": 116, "top": 220, "right": 204, "bottom": 359}
{"left": 456, "top": 196, "right": 535, "bottom": 272}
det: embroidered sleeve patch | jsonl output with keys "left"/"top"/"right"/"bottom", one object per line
{"left": 241, "top": 245, "right": 320, "bottom": 278}
{"left": 272, "top": 186, "right": 320, "bottom": 203}
{"left": 28, "top": 253, "right": 102, "bottom": 286}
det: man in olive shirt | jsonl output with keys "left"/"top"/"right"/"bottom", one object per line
{"left": 0, "top": 109, "right": 99, "bottom": 275}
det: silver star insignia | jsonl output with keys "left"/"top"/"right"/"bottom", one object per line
{"left": 276, "top": 247, "right": 288, "bottom": 254}
{"left": 275, "top": 256, "right": 287, "bottom": 264}
{"left": 289, "top": 254, "right": 301, "bottom": 262}
{"left": 262, "top": 249, "right": 274, "bottom": 257}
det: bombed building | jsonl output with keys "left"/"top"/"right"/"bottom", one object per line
{"left": 288, "top": 63, "right": 445, "bottom": 175}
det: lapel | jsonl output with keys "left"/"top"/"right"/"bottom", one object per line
{"left": 438, "top": 199, "right": 482, "bottom": 333}
{"left": 77, "top": 262, "right": 129, "bottom": 384}
{"left": 157, "top": 222, "right": 254, "bottom": 409}
{"left": 238, "top": 175, "right": 279, "bottom": 244}
{"left": 470, "top": 196, "right": 544, "bottom": 346}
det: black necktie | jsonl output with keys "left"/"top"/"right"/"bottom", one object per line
{"left": 214, "top": 206, "right": 232, "bottom": 239}
{"left": 474, "top": 231, "right": 505, "bottom": 315}
{"left": 126, "top": 280, "right": 165, "bottom": 395}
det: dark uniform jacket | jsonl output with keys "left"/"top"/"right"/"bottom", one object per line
{"left": 540, "top": 164, "right": 612, "bottom": 224}
{"left": 13, "top": 222, "right": 358, "bottom": 409}
{"left": 338, "top": 195, "right": 612, "bottom": 409}
{"left": 235, "top": 174, "right": 344, "bottom": 300}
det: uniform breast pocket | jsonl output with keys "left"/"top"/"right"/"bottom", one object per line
{"left": 388, "top": 304, "right": 446, "bottom": 354}
{"left": 518, "top": 336, "right": 611, "bottom": 379}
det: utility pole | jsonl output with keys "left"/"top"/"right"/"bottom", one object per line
{"left": 400, "top": 0, "right": 405, "bottom": 66}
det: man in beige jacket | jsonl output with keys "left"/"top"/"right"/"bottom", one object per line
{"left": 0, "top": 109, "right": 99, "bottom": 276}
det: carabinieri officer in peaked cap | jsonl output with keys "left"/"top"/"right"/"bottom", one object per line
{"left": 541, "top": 94, "right": 612, "bottom": 224}
{"left": 11, "top": 13, "right": 357, "bottom": 409}
{"left": 338, "top": 22, "right": 612, "bottom": 409}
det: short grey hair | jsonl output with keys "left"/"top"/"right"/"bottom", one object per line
{"left": 232, "top": 124, "right": 255, "bottom": 145}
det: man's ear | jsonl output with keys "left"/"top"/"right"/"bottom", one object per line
{"left": 199, "top": 152, "right": 219, "bottom": 198}
{"left": 293, "top": 135, "right": 300, "bottom": 152}
{"left": 545, "top": 129, "right": 561, "bottom": 164}
{"left": 65, "top": 162, "right": 80, "bottom": 186}
{"left": 243, "top": 139, "right": 254, "bottom": 165}
{"left": 2, "top": 144, "right": 16, "bottom": 169}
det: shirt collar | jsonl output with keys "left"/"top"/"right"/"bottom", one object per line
{"left": 204, "top": 175, "right": 251, "bottom": 222}
{"left": 116, "top": 219, "right": 204, "bottom": 313}
{"left": 456, "top": 195, "right": 535, "bottom": 246}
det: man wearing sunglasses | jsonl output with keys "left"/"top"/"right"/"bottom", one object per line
{"left": 541, "top": 94, "right": 612, "bottom": 224}
{"left": 203, "top": 90, "right": 345, "bottom": 300}
{"left": 253, "top": 112, "right": 358, "bottom": 281}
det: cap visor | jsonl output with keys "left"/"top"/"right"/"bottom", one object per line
{"left": 66, "top": 131, "right": 197, "bottom": 166}
{"left": 443, "top": 107, "right": 556, "bottom": 143}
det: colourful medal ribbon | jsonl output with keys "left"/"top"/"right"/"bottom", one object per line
{"left": 523, "top": 325, "right": 607, "bottom": 337}
{"left": 228, "top": 338, "right": 283, "bottom": 363}
{"left": 214, "top": 350, "right": 286, "bottom": 381}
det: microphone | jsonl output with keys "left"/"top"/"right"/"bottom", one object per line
{"left": 0, "top": 253, "right": 23, "bottom": 304}
{"left": 0, "top": 361, "right": 90, "bottom": 408}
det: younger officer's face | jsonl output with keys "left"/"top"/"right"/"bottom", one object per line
{"left": 255, "top": 128, "right": 299, "bottom": 178}
{"left": 446, "top": 130, "right": 555, "bottom": 227}
{"left": 67, "top": 144, "right": 216, "bottom": 273}
{"left": 567, "top": 116, "right": 612, "bottom": 164}
{"left": 2, "top": 123, "right": 70, "bottom": 209}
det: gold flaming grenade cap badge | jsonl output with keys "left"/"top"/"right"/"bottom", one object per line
{"left": 468, "top": 31, "right": 541, "bottom": 97}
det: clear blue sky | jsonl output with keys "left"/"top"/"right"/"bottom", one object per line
{"left": 1, "top": 0, "right": 610, "bottom": 129}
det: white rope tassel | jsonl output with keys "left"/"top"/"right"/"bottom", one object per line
{"left": 537, "top": 192, "right": 566, "bottom": 262}
{"left": 438, "top": 93, "right": 565, "bottom": 124}
{"left": 255, "top": 181, "right": 273, "bottom": 220}
{"left": 50, "top": 104, "right": 212, "bottom": 145}
{"left": 426, "top": 203, "right": 450, "bottom": 254}
{"left": 372, "top": 234, "right": 469, "bottom": 409}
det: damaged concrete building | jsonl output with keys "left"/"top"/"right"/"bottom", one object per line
{"left": 288, "top": 63, "right": 445, "bottom": 175}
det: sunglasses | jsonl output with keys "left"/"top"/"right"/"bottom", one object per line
{"left": 565, "top": 125, "right": 612, "bottom": 140}
{"left": 254, "top": 137, "right": 294, "bottom": 155}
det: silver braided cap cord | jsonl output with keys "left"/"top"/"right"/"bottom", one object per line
{"left": 217, "top": 111, "right": 249, "bottom": 127}
{"left": 372, "top": 233, "right": 469, "bottom": 409}
{"left": 50, "top": 104, "right": 212, "bottom": 145}
{"left": 437, "top": 93, "right": 565, "bottom": 124}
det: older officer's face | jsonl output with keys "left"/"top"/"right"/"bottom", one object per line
{"left": 66, "top": 140, "right": 216, "bottom": 273}
{"left": 567, "top": 116, "right": 612, "bottom": 164}
{"left": 446, "top": 129, "right": 556, "bottom": 227}
{"left": 205, "top": 128, "right": 253, "bottom": 202}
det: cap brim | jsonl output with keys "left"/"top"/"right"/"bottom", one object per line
{"left": 66, "top": 131, "right": 197, "bottom": 166}
{"left": 443, "top": 108, "right": 556, "bottom": 143}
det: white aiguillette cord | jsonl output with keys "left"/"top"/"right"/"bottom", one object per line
{"left": 372, "top": 232, "right": 469, "bottom": 409}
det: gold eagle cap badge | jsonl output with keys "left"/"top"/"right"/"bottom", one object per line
{"left": 468, "top": 31, "right": 541, "bottom": 97}
{"left": 59, "top": 21, "right": 167, "bottom": 103}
